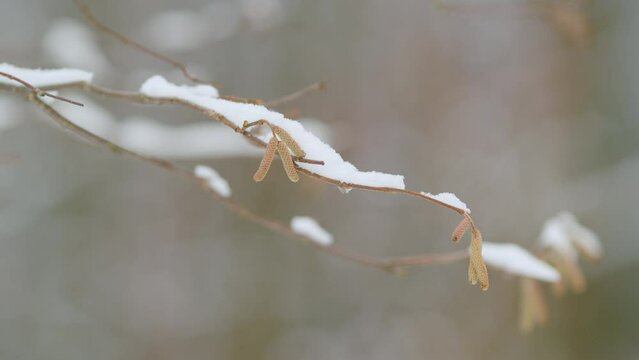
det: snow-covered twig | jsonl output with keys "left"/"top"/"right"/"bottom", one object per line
{"left": 194, "top": 165, "right": 232, "bottom": 197}
{"left": 0, "top": 67, "right": 85, "bottom": 107}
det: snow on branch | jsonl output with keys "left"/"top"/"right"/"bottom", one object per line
{"left": 481, "top": 242, "right": 560, "bottom": 282}
{"left": 139, "top": 75, "right": 406, "bottom": 189}
{"left": 194, "top": 165, "right": 231, "bottom": 197}
{"left": 0, "top": 63, "right": 93, "bottom": 87}
{"left": 537, "top": 212, "right": 602, "bottom": 295}
{"left": 539, "top": 211, "right": 602, "bottom": 262}
{"left": 290, "top": 216, "right": 334, "bottom": 246}
{"left": 421, "top": 192, "right": 469, "bottom": 213}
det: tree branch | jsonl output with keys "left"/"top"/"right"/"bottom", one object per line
{"left": 2, "top": 81, "right": 469, "bottom": 274}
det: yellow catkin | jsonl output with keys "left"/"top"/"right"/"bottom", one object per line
{"left": 469, "top": 222, "right": 489, "bottom": 291}
{"left": 468, "top": 263, "right": 478, "bottom": 285}
{"left": 544, "top": 2, "right": 592, "bottom": 48}
{"left": 273, "top": 126, "right": 306, "bottom": 158}
{"left": 572, "top": 240, "right": 601, "bottom": 263}
{"left": 562, "top": 257, "right": 586, "bottom": 293}
{"left": 451, "top": 216, "right": 471, "bottom": 242}
{"left": 253, "top": 137, "right": 278, "bottom": 182}
{"left": 519, "top": 278, "right": 549, "bottom": 333}
{"left": 529, "top": 279, "right": 548, "bottom": 325}
{"left": 519, "top": 279, "right": 534, "bottom": 333}
{"left": 277, "top": 141, "right": 299, "bottom": 182}
{"left": 546, "top": 251, "right": 585, "bottom": 295}
{"left": 552, "top": 278, "right": 566, "bottom": 297}
{"left": 543, "top": 253, "right": 566, "bottom": 297}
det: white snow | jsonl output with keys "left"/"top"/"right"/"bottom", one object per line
{"left": 43, "top": 18, "right": 110, "bottom": 73}
{"left": 421, "top": 192, "right": 469, "bottom": 212}
{"left": 481, "top": 242, "right": 560, "bottom": 282}
{"left": 0, "top": 63, "right": 93, "bottom": 87}
{"left": 194, "top": 165, "right": 231, "bottom": 197}
{"left": 290, "top": 216, "right": 334, "bottom": 246}
{"left": 539, "top": 212, "right": 602, "bottom": 261}
{"left": 560, "top": 212, "right": 602, "bottom": 260}
{"left": 141, "top": 76, "right": 219, "bottom": 99}
{"left": 140, "top": 76, "right": 406, "bottom": 189}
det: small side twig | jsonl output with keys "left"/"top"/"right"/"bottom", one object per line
{"left": 0, "top": 71, "right": 84, "bottom": 107}
{"left": 265, "top": 81, "right": 325, "bottom": 107}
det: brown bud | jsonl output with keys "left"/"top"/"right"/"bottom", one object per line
{"left": 253, "top": 137, "right": 278, "bottom": 182}
{"left": 277, "top": 141, "right": 299, "bottom": 182}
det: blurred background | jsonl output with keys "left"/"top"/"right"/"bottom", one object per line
{"left": 1, "top": 0, "right": 638, "bottom": 359}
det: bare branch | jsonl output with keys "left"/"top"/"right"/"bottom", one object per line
{"left": 72, "top": 0, "right": 215, "bottom": 86}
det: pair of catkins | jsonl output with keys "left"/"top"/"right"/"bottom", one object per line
{"left": 452, "top": 214, "right": 489, "bottom": 291}
{"left": 243, "top": 120, "right": 305, "bottom": 183}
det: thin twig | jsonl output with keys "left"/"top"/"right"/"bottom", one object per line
{"left": 72, "top": 0, "right": 215, "bottom": 86}
{"left": 5, "top": 86, "right": 468, "bottom": 272}
{"left": 0, "top": 71, "right": 84, "bottom": 107}
{"left": 265, "top": 81, "right": 325, "bottom": 107}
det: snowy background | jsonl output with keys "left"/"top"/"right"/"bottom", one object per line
{"left": 1, "top": 0, "right": 638, "bottom": 359}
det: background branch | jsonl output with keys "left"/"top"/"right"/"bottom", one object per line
{"left": 72, "top": 0, "right": 214, "bottom": 86}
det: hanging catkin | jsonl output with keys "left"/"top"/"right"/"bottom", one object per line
{"left": 253, "top": 137, "right": 278, "bottom": 182}
{"left": 468, "top": 219, "right": 489, "bottom": 290}
{"left": 277, "top": 141, "right": 299, "bottom": 182}
{"left": 451, "top": 216, "right": 471, "bottom": 242}
{"left": 273, "top": 125, "right": 306, "bottom": 158}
